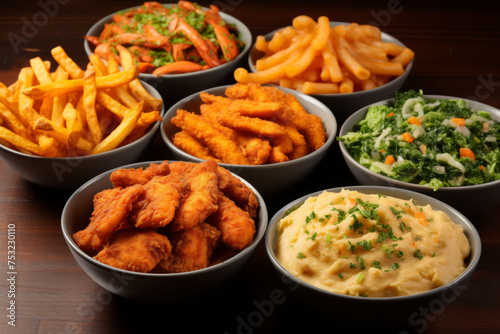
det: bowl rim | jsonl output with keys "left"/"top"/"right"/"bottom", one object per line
{"left": 338, "top": 94, "right": 500, "bottom": 192}
{"left": 160, "top": 84, "right": 337, "bottom": 169}
{"left": 265, "top": 185, "right": 482, "bottom": 302}
{"left": 83, "top": 3, "right": 253, "bottom": 79}
{"left": 61, "top": 159, "right": 269, "bottom": 277}
{"left": 247, "top": 21, "right": 414, "bottom": 97}
{"left": 0, "top": 80, "right": 163, "bottom": 161}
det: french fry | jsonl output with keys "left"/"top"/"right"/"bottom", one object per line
{"left": 91, "top": 101, "right": 143, "bottom": 155}
{"left": 51, "top": 46, "right": 85, "bottom": 79}
{"left": 51, "top": 66, "right": 69, "bottom": 127}
{"left": 16, "top": 67, "right": 35, "bottom": 127}
{"left": 33, "top": 116, "right": 93, "bottom": 153}
{"left": 0, "top": 126, "right": 42, "bottom": 155}
{"left": 0, "top": 101, "right": 31, "bottom": 139}
{"left": 106, "top": 56, "right": 138, "bottom": 108}
{"left": 83, "top": 65, "right": 102, "bottom": 144}
{"left": 62, "top": 102, "right": 83, "bottom": 150}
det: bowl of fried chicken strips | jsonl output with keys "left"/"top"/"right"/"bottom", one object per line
{"left": 61, "top": 159, "right": 267, "bottom": 301}
{"left": 161, "top": 82, "right": 337, "bottom": 194}
{"left": 84, "top": 1, "right": 252, "bottom": 104}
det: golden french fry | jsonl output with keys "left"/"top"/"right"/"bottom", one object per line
{"left": 83, "top": 65, "right": 102, "bottom": 144}
{"left": 311, "top": 16, "right": 330, "bottom": 51}
{"left": 38, "top": 134, "right": 64, "bottom": 157}
{"left": 88, "top": 54, "right": 109, "bottom": 77}
{"left": 21, "top": 68, "right": 139, "bottom": 99}
{"left": 51, "top": 66, "right": 69, "bottom": 127}
{"left": 51, "top": 46, "right": 85, "bottom": 79}
{"left": 106, "top": 56, "right": 139, "bottom": 108}
{"left": 91, "top": 101, "right": 143, "bottom": 155}
{"left": 115, "top": 45, "right": 162, "bottom": 111}
{"left": 16, "top": 67, "right": 35, "bottom": 126}
{"left": 0, "top": 101, "right": 31, "bottom": 139}
{"left": 62, "top": 101, "right": 83, "bottom": 150}
{"left": 0, "top": 125, "right": 42, "bottom": 155}
{"left": 33, "top": 116, "right": 93, "bottom": 152}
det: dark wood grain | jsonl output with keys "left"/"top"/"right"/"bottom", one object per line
{"left": 0, "top": 1, "right": 499, "bottom": 333}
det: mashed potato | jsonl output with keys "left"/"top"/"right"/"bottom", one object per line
{"left": 276, "top": 189, "right": 470, "bottom": 297}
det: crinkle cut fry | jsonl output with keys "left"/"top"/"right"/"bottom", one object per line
{"left": 171, "top": 109, "right": 250, "bottom": 165}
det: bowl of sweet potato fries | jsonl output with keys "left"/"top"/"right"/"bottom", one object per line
{"left": 61, "top": 160, "right": 268, "bottom": 302}
{"left": 84, "top": 1, "right": 252, "bottom": 105}
{"left": 242, "top": 17, "right": 414, "bottom": 124}
{"left": 0, "top": 46, "right": 164, "bottom": 189}
{"left": 161, "top": 82, "right": 337, "bottom": 195}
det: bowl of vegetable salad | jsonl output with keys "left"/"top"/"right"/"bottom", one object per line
{"left": 338, "top": 90, "right": 500, "bottom": 216}
{"left": 84, "top": 1, "right": 252, "bottom": 105}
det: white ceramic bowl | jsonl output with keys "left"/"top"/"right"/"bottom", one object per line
{"left": 61, "top": 160, "right": 268, "bottom": 302}
{"left": 84, "top": 3, "right": 252, "bottom": 107}
{"left": 248, "top": 22, "right": 413, "bottom": 125}
{"left": 339, "top": 95, "right": 500, "bottom": 216}
{"left": 160, "top": 85, "right": 337, "bottom": 195}
{"left": 0, "top": 81, "right": 163, "bottom": 190}
{"left": 265, "top": 185, "right": 481, "bottom": 321}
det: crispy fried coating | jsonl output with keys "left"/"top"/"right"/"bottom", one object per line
{"left": 216, "top": 166, "right": 259, "bottom": 218}
{"left": 171, "top": 109, "right": 250, "bottom": 164}
{"left": 160, "top": 222, "right": 221, "bottom": 273}
{"left": 283, "top": 93, "right": 325, "bottom": 151}
{"left": 170, "top": 159, "right": 220, "bottom": 231}
{"left": 172, "top": 130, "right": 220, "bottom": 161}
{"left": 73, "top": 184, "right": 144, "bottom": 254}
{"left": 208, "top": 193, "right": 256, "bottom": 251}
{"left": 201, "top": 92, "right": 283, "bottom": 119}
{"left": 94, "top": 228, "right": 172, "bottom": 273}
{"left": 216, "top": 109, "right": 286, "bottom": 138}
{"left": 128, "top": 174, "right": 186, "bottom": 228}
{"left": 110, "top": 160, "right": 171, "bottom": 188}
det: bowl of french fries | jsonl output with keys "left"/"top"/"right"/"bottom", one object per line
{"left": 83, "top": 1, "right": 252, "bottom": 106}
{"left": 160, "top": 82, "right": 337, "bottom": 195}
{"left": 0, "top": 46, "right": 164, "bottom": 189}
{"left": 61, "top": 160, "right": 268, "bottom": 302}
{"left": 240, "top": 16, "right": 414, "bottom": 124}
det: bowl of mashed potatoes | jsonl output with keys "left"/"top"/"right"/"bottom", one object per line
{"left": 265, "top": 186, "right": 480, "bottom": 320}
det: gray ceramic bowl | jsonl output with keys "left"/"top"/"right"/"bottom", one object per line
{"left": 265, "top": 185, "right": 481, "bottom": 321}
{"left": 248, "top": 22, "right": 413, "bottom": 125}
{"left": 61, "top": 160, "right": 268, "bottom": 302}
{"left": 0, "top": 81, "right": 163, "bottom": 190}
{"left": 339, "top": 95, "right": 500, "bottom": 216}
{"left": 84, "top": 3, "right": 252, "bottom": 107}
{"left": 160, "top": 85, "right": 337, "bottom": 195}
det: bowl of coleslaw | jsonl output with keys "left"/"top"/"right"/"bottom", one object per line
{"left": 338, "top": 90, "right": 500, "bottom": 216}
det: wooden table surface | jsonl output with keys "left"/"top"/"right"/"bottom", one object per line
{"left": 1, "top": 1, "right": 499, "bottom": 333}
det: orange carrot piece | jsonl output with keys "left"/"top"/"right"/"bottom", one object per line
{"left": 452, "top": 118, "right": 466, "bottom": 126}
{"left": 479, "top": 165, "right": 485, "bottom": 170}
{"left": 152, "top": 60, "right": 206, "bottom": 76}
{"left": 460, "top": 147, "right": 476, "bottom": 161}
{"left": 387, "top": 111, "right": 395, "bottom": 118}
{"left": 408, "top": 116, "right": 421, "bottom": 126}
{"left": 415, "top": 211, "right": 428, "bottom": 226}
{"left": 402, "top": 132, "right": 414, "bottom": 143}
{"left": 385, "top": 155, "right": 395, "bottom": 165}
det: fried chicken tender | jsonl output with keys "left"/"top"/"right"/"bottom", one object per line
{"left": 110, "top": 160, "right": 171, "bottom": 188}
{"left": 200, "top": 92, "right": 284, "bottom": 119}
{"left": 94, "top": 228, "right": 172, "bottom": 273}
{"left": 73, "top": 184, "right": 144, "bottom": 254}
{"left": 171, "top": 109, "right": 250, "bottom": 164}
{"left": 160, "top": 222, "right": 221, "bottom": 273}
{"left": 216, "top": 166, "right": 259, "bottom": 218}
{"left": 172, "top": 131, "right": 220, "bottom": 162}
{"left": 216, "top": 109, "right": 286, "bottom": 138}
{"left": 170, "top": 159, "right": 220, "bottom": 231}
{"left": 208, "top": 193, "right": 256, "bottom": 251}
{"left": 128, "top": 174, "right": 186, "bottom": 228}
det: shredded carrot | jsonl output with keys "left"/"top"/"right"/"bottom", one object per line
{"left": 379, "top": 149, "right": 385, "bottom": 153}
{"left": 408, "top": 116, "right": 421, "bottom": 126}
{"left": 459, "top": 147, "right": 476, "bottom": 161}
{"left": 452, "top": 118, "right": 466, "bottom": 126}
{"left": 387, "top": 112, "right": 395, "bottom": 118}
{"left": 384, "top": 155, "right": 395, "bottom": 165}
{"left": 479, "top": 165, "right": 485, "bottom": 170}
{"left": 415, "top": 211, "right": 428, "bottom": 226}
{"left": 401, "top": 132, "right": 414, "bottom": 143}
